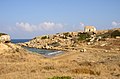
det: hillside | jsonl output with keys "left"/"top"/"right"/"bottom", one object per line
{"left": 0, "top": 28, "right": 120, "bottom": 79}
{"left": 0, "top": 39, "right": 120, "bottom": 79}
{"left": 19, "top": 28, "right": 120, "bottom": 50}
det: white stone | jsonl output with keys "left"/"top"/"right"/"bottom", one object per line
{"left": 100, "top": 43, "right": 106, "bottom": 46}
{"left": 80, "top": 48, "right": 87, "bottom": 52}
{"left": 0, "top": 35, "right": 11, "bottom": 43}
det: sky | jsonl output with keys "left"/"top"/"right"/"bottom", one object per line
{"left": 0, "top": 0, "right": 120, "bottom": 39}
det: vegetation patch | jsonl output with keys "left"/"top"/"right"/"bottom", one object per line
{"left": 41, "top": 36, "right": 48, "bottom": 39}
{"left": 78, "top": 62, "right": 92, "bottom": 66}
{"left": 97, "top": 30, "right": 120, "bottom": 38}
{"left": 0, "top": 33, "right": 7, "bottom": 36}
{"left": 63, "top": 32, "right": 72, "bottom": 37}
{"left": 48, "top": 76, "right": 73, "bottom": 79}
{"left": 49, "top": 42, "right": 60, "bottom": 47}
{"left": 111, "top": 30, "right": 120, "bottom": 38}
{"left": 63, "top": 32, "right": 69, "bottom": 36}
{"left": 77, "top": 33, "right": 90, "bottom": 41}
{"left": 97, "top": 33, "right": 110, "bottom": 38}
{"left": 43, "top": 66, "right": 55, "bottom": 70}
{"left": 71, "top": 68, "right": 100, "bottom": 75}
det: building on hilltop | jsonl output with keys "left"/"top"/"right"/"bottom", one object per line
{"left": 84, "top": 26, "right": 96, "bottom": 33}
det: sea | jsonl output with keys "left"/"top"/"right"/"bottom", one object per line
{"left": 11, "top": 39, "right": 63, "bottom": 57}
{"left": 11, "top": 39, "right": 31, "bottom": 43}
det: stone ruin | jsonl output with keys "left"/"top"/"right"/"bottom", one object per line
{"left": 84, "top": 26, "right": 96, "bottom": 33}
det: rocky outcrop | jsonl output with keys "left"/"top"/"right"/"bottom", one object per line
{"left": 18, "top": 31, "right": 102, "bottom": 50}
{"left": 0, "top": 33, "right": 11, "bottom": 43}
{"left": 18, "top": 28, "right": 120, "bottom": 51}
{"left": 18, "top": 32, "right": 79, "bottom": 50}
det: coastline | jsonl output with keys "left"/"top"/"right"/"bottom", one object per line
{"left": 0, "top": 28, "right": 120, "bottom": 79}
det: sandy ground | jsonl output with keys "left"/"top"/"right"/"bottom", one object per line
{"left": 0, "top": 38, "right": 120, "bottom": 79}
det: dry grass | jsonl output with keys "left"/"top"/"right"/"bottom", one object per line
{"left": 0, "top": 38, "right": 120, "bottom": 79}
{"left": 70, "top": 68, "right": 100, "bottom": 75}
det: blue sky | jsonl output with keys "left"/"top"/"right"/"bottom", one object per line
{"left": 0, "top": 0, "right": 120, "bottom": 39}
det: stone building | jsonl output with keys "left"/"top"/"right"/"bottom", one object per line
{"left": 84, "top": 26, "right": 96, "bottom": 32}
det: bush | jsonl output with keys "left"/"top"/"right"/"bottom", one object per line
{"left": 97, "top": 30, "right": 120, "bottom": 38}
{"left": 48, "top": 76, "right": 73, "bottom": 79}
{"left": 41, "top": 36, "right": 48, "bottom": 39}
{"left": 71, "top": 68, "right": 100, "bottom": 75}
{"left": 63, "top": 32, "right": 69, "bottom": 36}
{"left": 43, "top": 66, "right": 55, "bottom": 70}
{"left": 111, "top": 30, "right": 120, "bottom": 38}
{"left": 63, "top": 32, "right": 72, "bottom": 37}
{"left": 77, "top": 33, "right": 90, "bottom": 40}
{"left": 49, "top": 42, "right": 60, "bottom": 47}
{"left": 0, "top": 33, "right": 7, "bottom": 36}
{"left": 97, "top": 33, "right": 110, "bottom": 38}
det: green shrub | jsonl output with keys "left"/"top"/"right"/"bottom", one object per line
{"left": 49, "top": 42, "right": 60, "bottom": 47}
{"left": 63, "top": 32, "right": 72, "bottom": 37}
{"left": 111, "top": 30, "right": 120, "bottom": 38}
{"left": 63, "top": 32, "right": 69, "bottom": 36}
{"left": 97, "top": 33, "right": 110, "bottom": 38}
{"left": 48, "top": 76, "right": 73, "bottom": 79}
{"left": 77, "top": 33, "right": 90, "bottom": 40}
{"left": 0, "top": 33, "right": 7, "bottom": 36}
{"left": 97, "top": 30, "right": 120, "bottom": 38}
{"left": 71, "top": 68, "right": 100, "bottom": 75}
{"left": 41, "top": 36, "right": 48, "bottom": 39}
{"left": 43, "top": 66, "right": 55, "bottom": 70}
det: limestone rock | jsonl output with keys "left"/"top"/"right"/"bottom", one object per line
{"left": 116, "top": 36, "right": 120, "bottom": 39}
{"left": 0, "top": 34, "right": 11, "bottom": 43}
{"left": 100, "top": 43, "right": 106, "bottom": 46}
{"left": 87, "top": 42, "right": 91, "bottom": 45}
{"left": 80, "top": 48, "right": 87, "bottom": 52}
